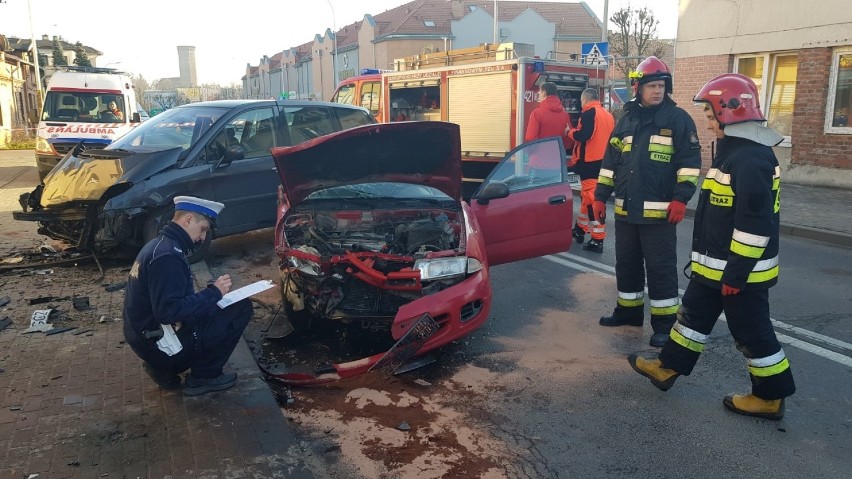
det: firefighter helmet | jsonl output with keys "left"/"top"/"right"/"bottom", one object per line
{"left": 630, "top": 56, "right": 672, "bottom": 95}
{"left": 693, "top": 73, "right": 765, "bottom": 125}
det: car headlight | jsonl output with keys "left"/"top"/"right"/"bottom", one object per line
{"left": 415, "top": 257, "right": 482, "bottom": 281}
{"left": 35, "top": 137, "right": 56, "bottom": 155}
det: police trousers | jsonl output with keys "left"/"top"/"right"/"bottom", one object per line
{"left": 132, "top": 299, "right": 253, "bottom": 379}
{"left": 659, "top": 281, "right": 796, "bottom": 400}
{"left": 612, "top": 220, "right": 679, "bottom": 333}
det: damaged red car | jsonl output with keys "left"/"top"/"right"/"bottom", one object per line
{"left": 269, "top": 121, "right": 572, "bottom": 384}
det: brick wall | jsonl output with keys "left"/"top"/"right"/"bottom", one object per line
{"left": 672, "top": 55, "right": 733, "bottom": 170}
{"left": 792, "top": 47, "right": 852, "bottom": 170}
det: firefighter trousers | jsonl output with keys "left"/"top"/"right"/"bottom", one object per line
{"left": 611, "top": 220, "right": 679, "bottom": 334}
{"left": 659, "top": 281, "right": 795, "bottom": 400}
{"left": 573, "top": 160, "right": 605, "bottom": 240}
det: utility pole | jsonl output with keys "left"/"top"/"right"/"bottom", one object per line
{"left": 493, "top": 0, "right": 498, "bottom": 45}
{"left": 27, "top": 0, "right": 44, "bottom": 110}
{"left": 326, "top": 0, "right": 338, "bottom": 91}
{"left": 602, "top": 0, "right": 609, "bottom": 42}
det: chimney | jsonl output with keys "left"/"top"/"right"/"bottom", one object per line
{"left": 42, "top": 34, "right": 49, "bottom": 41}
{"left": 451, "top": 0, "right": 464, "bottom": 19}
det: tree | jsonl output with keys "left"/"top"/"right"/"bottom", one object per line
{"left": 73, "top": 42, "right": 92, "bottom": 68}
{"left": 51, "top": 37, "right": 67, "bottom": 66}
{"left": 608, "top": 6, "right": 668, "bottom": 93}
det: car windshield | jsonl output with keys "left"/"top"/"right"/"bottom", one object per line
{"left": 108, "top": 105, "right": 225, "bottom": 152}
{"left": 305, "top": 182, "right": 453, "bottom": 201}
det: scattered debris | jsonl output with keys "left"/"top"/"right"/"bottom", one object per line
{"left": 23, "top": 309, "right": 53, "bottom": 333}
{"left": 0, "top": 317, "right": 12, "bottom": 331}
{"left": 45, "top": 326, "right": 77, "bottom": 336}
{"left": 28, "top": 296, "right": 70, "bottom": 305}
{"left": 9, "top": 405, "right": 22, "bottom": 411}
{"left": 104, "top": 281, "right": 127, "bottom": 292}
{"left": 72, "top": 296, "right": 91, "bottom": 311}
{"left": 324, "top": 445, "right": 341, "bottom": 454}
{"left": 413, "top": 379, "right": 432, "bottom": 387}
{"left": 99, "top": 315, "right": 108, "bottom": 323}
{"left": 73, "top": 329, "right": 94, "bottom": 336}
{"left": 27, "top": 474, "right": 39, "bottom": 479}
{"left": 40, "top": 244, "right": 58, "bottom": 253}
{"left": 68, "top": 461, "right": 80, "bottom": 467}
{"left": 397, "top": 421, "right": 411, "bottom": 431}
{"left": 0, "top": 296, "right": 10, "bottom": 307}
{"left": 0, "top": 256, "right": 24, "bottom": 264}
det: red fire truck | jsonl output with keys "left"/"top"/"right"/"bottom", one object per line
{"left": 331, "top": 44, "right": 607, "bottom": 197}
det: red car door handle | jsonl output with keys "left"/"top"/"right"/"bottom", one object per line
{"left": 549, "top": 195, "right": 567, "bottom": 205}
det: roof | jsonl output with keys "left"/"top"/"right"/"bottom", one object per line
{"left": 7, "top": 36, "right": 103, "bottom": 56}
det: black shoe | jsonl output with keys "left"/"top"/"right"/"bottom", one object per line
{"left": 599, "top": 315, "right": 643, "bottom": 327}
{"left": 582, "top": 239, "right": 603, "bottom": 253}
{"left": 650, "top": 332, "right": 669, "bottom": 347}
{"left": 183, "top": 372, "right": 238, "bottom": 396}
{"left": 143, "top": 362, "right": 181, "bottom": 390}
{"left": 572, "top": 225, "right": 586, "bottom": 244}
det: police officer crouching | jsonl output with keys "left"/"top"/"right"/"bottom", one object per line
{"left": 123, "top": 196, "right": 253, "bottom": 396}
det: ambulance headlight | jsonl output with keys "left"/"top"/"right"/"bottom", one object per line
{"left": 36, "top": 137, "right": 55, "bottom": 155}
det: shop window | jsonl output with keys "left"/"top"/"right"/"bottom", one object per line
{"left": 736, "top": 53, "right": 798, "bottom": 143}
{"left": 826, "top": 49, "right": 852, "bottom": 134}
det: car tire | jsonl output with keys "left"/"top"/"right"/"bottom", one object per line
{"left": 142, "top": 206, "right": 212, "bottom": 264}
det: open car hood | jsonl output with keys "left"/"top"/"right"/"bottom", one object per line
{"left": 271, "top": 122, "right": 462, "bottom": 204}
{"left": 40, "top": 147, "right": 182, "bottom": 206}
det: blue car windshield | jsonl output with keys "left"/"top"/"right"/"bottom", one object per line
{"left": 109, "top": 106, "right": 225, "bottom": 152}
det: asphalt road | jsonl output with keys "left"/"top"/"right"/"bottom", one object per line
{"left": 209, "top": 217, "right": 851, "bottom": 478}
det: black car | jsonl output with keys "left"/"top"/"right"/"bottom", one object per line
{"left": 14, "top": 99, "right": 376, "bottom": 262}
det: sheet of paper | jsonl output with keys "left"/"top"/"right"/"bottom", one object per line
{"left": 217, "top": 280, "right": 275, "bottom": 309}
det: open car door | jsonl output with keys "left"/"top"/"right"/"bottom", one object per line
{"left": 469, "top": 136, "right": 573, "bottom": 266}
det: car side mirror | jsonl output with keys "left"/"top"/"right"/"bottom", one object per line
{"left": 217, "top": 145, "right": 245, "bottom": 168}
{"left": 131, "top": 112, "right": 141, "bottom": 123}
{"left": 475, "top": 181, "right": 510, "bottom": 205}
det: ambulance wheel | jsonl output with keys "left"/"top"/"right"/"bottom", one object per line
{"left": 142, "top": 206, "right": 212, "bottom": 264}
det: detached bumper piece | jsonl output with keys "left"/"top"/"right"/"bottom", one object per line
{"left": 13, "top": 202, "right": 99, "bottom": 250}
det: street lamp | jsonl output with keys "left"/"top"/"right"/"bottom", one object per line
{"left": 326, "top": 0, "right": 338, "bottom": 88}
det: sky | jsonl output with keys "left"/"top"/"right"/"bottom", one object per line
{"left": 0, "top": 0, "right": 678, "bottom": 85}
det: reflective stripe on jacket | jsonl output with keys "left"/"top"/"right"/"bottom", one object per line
{"left": 594, "top": 97, "right": 702, "bottom": 224}
{"left": 690, "top": 136, "right": 781, "bottom": 290}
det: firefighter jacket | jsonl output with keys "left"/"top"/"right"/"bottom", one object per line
{"left": 595, "top": 97, "right": 701, "bottom": 224}
{"left": 525, "top": 95, "right": 573, "bottom": 148}
{"left": 690, "top": 135, "right": 781, "bottom": 290}
{"left": 568, "top": 100, "right": 614, "bottom": 163}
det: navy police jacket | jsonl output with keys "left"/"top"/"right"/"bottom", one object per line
{"left": 595, "top": 97, "right": 702, "bottom": 223}
{"left": 690, "top": 136, "right": 781, "bottom": 290}
{"left": 123, "top": 222, "right": 222, "bottom": 348}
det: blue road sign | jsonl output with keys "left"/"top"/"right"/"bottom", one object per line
{"left": 581, "top": 42, "right": 609, "bottom": 66}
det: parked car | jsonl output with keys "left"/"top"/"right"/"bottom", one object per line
{"left": 14, "top": 99, "right": 375, "bottom": 262}
{"left": 268, "top": 121, "right": 573, "bottom": 384}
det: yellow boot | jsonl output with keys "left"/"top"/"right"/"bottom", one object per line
{"left": 723, "top": 394, "right": 785, "bottom": 420}
{"left": 627, "top": 353, "right": 680, "bottom": 391}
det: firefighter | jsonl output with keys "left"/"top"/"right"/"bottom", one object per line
{"left": 566, "top": 88, "right": 615, "bottom": 253}
{"left": 593, "top": 56, "right": 702, "bottom": 347}
{"left": 628, "top": 73, "right": 794, "bottom": 419}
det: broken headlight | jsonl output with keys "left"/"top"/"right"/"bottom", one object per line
{"left": 415, "top": 257, "right": 482, "bottom": 281}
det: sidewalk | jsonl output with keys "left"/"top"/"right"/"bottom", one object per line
{"left": 0, "top": 150, "right": 314, "bottom": 478}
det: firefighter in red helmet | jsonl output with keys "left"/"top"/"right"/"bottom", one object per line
{"left": 593, "top": 56, "right": 702, "bottom": 347}
{"left": 628, "top": 73, "right": 795, "bottom": 420}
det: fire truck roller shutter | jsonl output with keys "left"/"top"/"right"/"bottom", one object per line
{"left": 447, "top": 72, "right": 512, "bottom": 155}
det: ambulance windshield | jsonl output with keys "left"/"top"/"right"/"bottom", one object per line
{"left": 42, "top": 91, "right": 126, "bottom": 123}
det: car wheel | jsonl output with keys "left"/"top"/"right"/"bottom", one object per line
{"left": 142, "top": 206, "right": 212, "bottom": 264}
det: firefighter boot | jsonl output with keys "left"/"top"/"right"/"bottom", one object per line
{"left": 723, "top": 394, "right": 785, "bottom": 420}
{"left": 627, "top": 353, "right": 680, "bottom": 391}
{"left": 572, "top": 224, "right": 586, "bottom": 244}
{"left": 582, "top": 239, "right": 604, "bottom": 253}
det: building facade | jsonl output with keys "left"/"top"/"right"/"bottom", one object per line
{"left": 673, "top": 0, "right": 852, "bottom": 186}
{"left": 243, "top": 0, "right": 604, "bottom": 102}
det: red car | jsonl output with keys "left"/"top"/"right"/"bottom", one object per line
{"left": 269, "top": 122, "right": 572, "bottom": 384}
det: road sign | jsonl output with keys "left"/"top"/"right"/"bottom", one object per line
{"left": 581, "top": 42, "right": 609, "bottom": 66}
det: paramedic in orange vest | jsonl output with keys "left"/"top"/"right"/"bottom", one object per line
{"left": 566, "top": 88, "right": 615, "bottom": 253}
{"left": 525, "top": 82, "right": 574, "bottom": 173}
